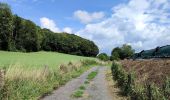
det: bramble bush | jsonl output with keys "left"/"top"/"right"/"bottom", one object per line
{"left": 111, "top": 61, "right": 170, "bottom": 100}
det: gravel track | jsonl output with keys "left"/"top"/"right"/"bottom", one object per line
{"left": 42, "top": 66, "right": 113, "bottom": 100}
{"left": 82, "top": 67, "right": 113, "bottom": 100}
{"left": 42, "top": 67, "right": 98, "bottom": 100}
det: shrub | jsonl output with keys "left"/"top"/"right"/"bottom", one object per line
{"left": 123, "top": 74, "right": 134, "bottom": 96}
{"left": 162, "top": 77, "right": 170, "bottom": 99}
{"left": 110, "top": 52, "right": 120, "bottom": 61}
{"left": 111, "top": 44, "right": 135, "bottom": 60}
{"left": 97, "top": 53, "right": 109, "bottom": 61}
{"left": 146, "top": 84, "right": 165, "bottom": 100}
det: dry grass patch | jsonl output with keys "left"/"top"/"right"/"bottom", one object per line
{"left": 120, "top": 59, "right": 170, "bottom": 86}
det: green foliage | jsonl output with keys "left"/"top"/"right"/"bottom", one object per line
{"left": 134, "top": 45, "right": 170, "bottom": 59}
{"left": 87, "top": 71, "right": 98, "bottom": 81}
{"left": 20, "top": 20, "right": 39, "bottom": 52}
{"left": 41, "top": 30, "right": 99, "bottom": 57}
{"left": 79, "top": 85, "right": 86, "bottom": 90}
{"left": 123, "top": 74, "right": 134, "bottom": 96}
{"left": 0, "top": 3, "right": 13, "bottom": 51}
{"left": 110, "top": 51, "right": 120, "bottom": 61}
{"left": 72, "top": 90, "right": 84, "bottom": 98}
{"left": 0, "top": 51, "right": 96, "bottom": 69}
{"left": 111, "top": 47, "right": 122, "bottom": 56}
{"left": 162, "top": 77, "right": 170, "bottom": 99}
{"left": 84, "top": 80, "right": 90, "bottom": 84}
{"left": 0, "top": 59, "right": 98, "bottom": 99}
{"left": 97, "top": 53, "right": 109, "bottom": 61}
{"left": 146, "top": 84, "right": 166, "bottom": 100}
{"left": 131, "top": 85, "right": 146, "bottom": 100}
{"left": 120, "top": 44, "right": 135, "bottom": 59}
{"left": 0, "top": 2, "right": 99, "bottom": 57}
{"left": 111, "top": 44, "right": 135, "bottom": 60}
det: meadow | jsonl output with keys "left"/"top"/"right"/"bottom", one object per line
{"left": 0, "top": 51, "right": 95, "bottom": 69}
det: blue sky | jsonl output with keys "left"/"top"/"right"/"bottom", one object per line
{"left": 0, "top": 0, "right": 127, "bottom": 29}
{"left": 1, "top": 0, "right": 170, "bottom": 54}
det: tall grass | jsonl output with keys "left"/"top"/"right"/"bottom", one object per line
{"left": 0, "top": 59, "right": 99, "bottom": 100}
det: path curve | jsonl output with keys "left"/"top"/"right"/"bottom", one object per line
{"left": 42, "top": 66, "right": 113, "bottom": 100}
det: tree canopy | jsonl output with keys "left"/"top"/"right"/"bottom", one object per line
{"left": 97, "top": 53, "right": 109, "bottom": 61}
{"left": 111, "top": 44, "right": 135, "bottom": 60}
{"left": 0, "top": 3, "right": 13, "bottom": 50}
{"left": 0, "top": 3, "right": 99, "bottom": 57}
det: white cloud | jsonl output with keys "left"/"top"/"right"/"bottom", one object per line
{"left": 40, "top": 17, "right": 60, "bottom": 32}
{"left": 74, "top": 10, "right": 105, "bottom": 24}
{"left": 76, "top": 0, "right": 170, "bottom": 53}
{"left": 40, "top": 17, "right": 73, "bottom": 33}
{"left": 63, "top": 27, "right": 73, "bottom": 33}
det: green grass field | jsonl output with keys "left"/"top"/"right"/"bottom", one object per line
{"left": 0, "top": 51, "right": 99, "bottom": 99}
{"left": 0, "top": 51, "right": 95, "bottom": 69}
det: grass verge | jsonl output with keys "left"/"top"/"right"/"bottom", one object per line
{"left": 0, "top": 59, "right": 100, "bottom": 100}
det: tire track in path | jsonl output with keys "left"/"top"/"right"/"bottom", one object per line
{"left": 42, "top": 67, "right": 98, "bottom": 100}
{"left": 81, "top": 67, "right": 113, "bottom": 100}
{"left": 42, "top": 66, "right": 114, "bottom": 100}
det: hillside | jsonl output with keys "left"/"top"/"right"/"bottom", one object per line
{"left": 0, "top": 51, "right": 95, "bottom": 69}
{"left": 133, "top": 45, "right": 170, "bottom": 59}
{"left": 0, "top": 50, "right": 100, "bottom": 99}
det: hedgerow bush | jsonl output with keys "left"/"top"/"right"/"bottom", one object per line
{"left": 97, "top": 53, "right": 109, "bottom": 61}
{"left": 163, "top": 78, "right": 170, "bottom": 99}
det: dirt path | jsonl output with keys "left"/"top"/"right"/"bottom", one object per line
{"left": 81, "top": 67, "right": 113, "bottom": 100}
{"left": 42, "top": 67, "right": 98, "bottom": 100}
{"left": 42, "top": 66, "right": 124, "bottom": 100}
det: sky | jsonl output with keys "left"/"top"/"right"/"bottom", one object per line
{"left": 0, "top": 0, "right": 170, "bottom": 54}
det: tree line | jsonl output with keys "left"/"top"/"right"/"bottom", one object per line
{"left": 0, "top": 3, "right": 99, "bottom": 57}
{"left": 97, "top": 44, "right": 135, "bottom": 61}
